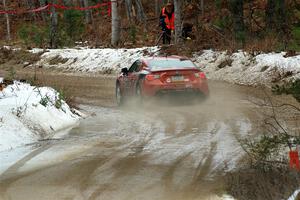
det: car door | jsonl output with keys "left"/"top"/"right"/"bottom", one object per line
{"left": 129, "top": 60, "right": 143, "bottom": 95}
{"left": 124, "top": 60, "right": 141, "bottom": 95}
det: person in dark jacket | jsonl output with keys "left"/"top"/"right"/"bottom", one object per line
{"left": 182, "top": 22, "right": 193, "bottom": 40}
{"left": 159, "top": 2, "right": 175, "bottom": 44}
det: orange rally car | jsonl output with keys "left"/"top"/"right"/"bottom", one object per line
{"left": 116, "top": 56, "right": 209, "bottom": 105}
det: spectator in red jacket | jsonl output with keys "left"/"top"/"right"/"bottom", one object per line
{"left": 159, "top": 2, "right": 175, "bottom": 44}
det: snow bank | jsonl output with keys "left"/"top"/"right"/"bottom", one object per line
{"left": 32, "top": 47, "right": 300, "bottom": 86}
{"left": 220, "top": 195, "right": 236, "bottom": 200}
{"left": 33, "top": 47, "right": 159, "bottom": 74}
{"left": 194, "top": 50, "right": 300, "bottom": 86}
{"left": 0, "top": 82, "right": 80, "bottom": 152}
{"left": 288, "top": 190, "right": 300, "bottom": 200}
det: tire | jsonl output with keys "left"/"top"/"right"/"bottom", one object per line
{"left": 116, "top": 83, "right": 124, "bottom": 106}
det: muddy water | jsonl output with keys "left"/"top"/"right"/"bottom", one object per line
{"left": 0, "top": 76, "right": 268, "bottom": 200}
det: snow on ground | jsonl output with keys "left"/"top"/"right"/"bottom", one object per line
{"left": 32, "top": 47, "right": 159, "bottom": 74}
{"left": 0, "top": 81, "right": 80, "bottom": 152}
{"left": 0, "top": 146, "right": 33, "bottom": 174}
{"left": 220, "top": 195, "right": 236, "bottom": 200}
{"left": 194, "top": 50, "right": 300, "bottom": 86}
{"left": 288, "top": 190, "right": 300, "bottom": 200}
{"left": 32, "top": 47, "right": 300, "bottom": 86}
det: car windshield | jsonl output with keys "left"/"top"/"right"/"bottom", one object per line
{"left": 148, "top": 59, "right": 197, "bottom": 71}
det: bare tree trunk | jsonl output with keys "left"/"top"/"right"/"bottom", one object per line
{"left": 174, "top": 0, "right": 182, "bottom": 44}
{"left": 81, "top": 0, "right": 92, "bottom": 24}
{"left": 39, "top": 0, "right": 47, "bottom": 21}
{"left": 201, "top": 0, "right": 204, "bottom": 15}
{"left": 266, "top": 0, "right": 276, "bottom": 30}
{"left": 155, "top": 0, "right": 160, "bottom": 17}
{"left": 277, "top": 0, "right": 288, "bottom": 49}
{"left": 277, "top": 0, "right": 287, "bottom": 34}
{"left": 135, "top": 0, "right": 146, "bottom": 23}
{"left": 135, "top": 0, "right": 146, "bottom": 22}
{"left": 125, "top": 0, "right": 133, "bottom": 22}
{"left": 229, "top": 0, "right": 245, "bottom": 46}
{"left": 111, "top": 0, "right": 120, "bottom": 46}
{"left": 26, "top": 0, "right": 36, "bottom": 20}
{"left": 2, "top": 0, "right": 11, "bottom": 41}
{"left": 50, "top": 0, "right": 58, "bottom": 48}
{"left": 62, "top": 0, "right": 72, "bottom": 5}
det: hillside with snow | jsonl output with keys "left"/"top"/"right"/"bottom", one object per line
{"left": 32, "top": 47, "right": 300, "bottom": 87}
{"left": 194, "top": 50, "right": 300, "bottom": 87}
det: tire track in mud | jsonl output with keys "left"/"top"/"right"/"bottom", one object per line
{"left": 0, "top": 104, "right": 252, "bottom": 200}
{"left": 0, "top": 80, "right": 261, "bottom": 200}
{"left": 92, "top": 105, "right": 250, "bottom": 199}
{"left": 0, "top": 144, "right": 53, "bottom": 199}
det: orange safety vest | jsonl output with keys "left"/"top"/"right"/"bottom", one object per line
{"left": 162, "top": 7, "right": 175, "bottom": 30}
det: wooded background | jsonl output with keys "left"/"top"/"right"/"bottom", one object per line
{"left": 0, "top": 0, "right": 299, "bottom": 52}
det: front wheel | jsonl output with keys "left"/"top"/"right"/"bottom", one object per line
{"left": 116, "top": 83, "right": 124, "bottom": 106}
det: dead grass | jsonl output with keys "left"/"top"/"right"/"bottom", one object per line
{"left": 225, "top": 166, "right": 300, "bottom": 200}
{"left": 0, "top": 47, "right": 42, "bottom": 65}
{"left": 48, "top": 55, "right": 69, "bottom": 65}
{"left": 244, "top": 36, "right": 280, "bottom": 54}
{"left": 217, "top": 58, "right": 233, "bottom": 69}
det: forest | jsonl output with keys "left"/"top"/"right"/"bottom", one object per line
{"left": 0, "top": 0, "right": 299, "bottom": 52}
{"left": 1, "top": 2, "right": 300, "bottom": 200}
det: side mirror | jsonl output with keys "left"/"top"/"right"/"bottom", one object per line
{"left": 121, "top": 67, "right": 128, "bottom": 75}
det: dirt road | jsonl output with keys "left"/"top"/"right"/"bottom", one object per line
{"left": 0, "top": 73, "right": 274, "bottom": 200}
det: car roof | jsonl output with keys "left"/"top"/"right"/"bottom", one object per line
{"left": 141, "top": 56, "right": 190, "bottom": 65}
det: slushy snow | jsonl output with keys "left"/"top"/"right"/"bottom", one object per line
{"left": 0, "top": 81, "right": 80, "bottom": 152}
